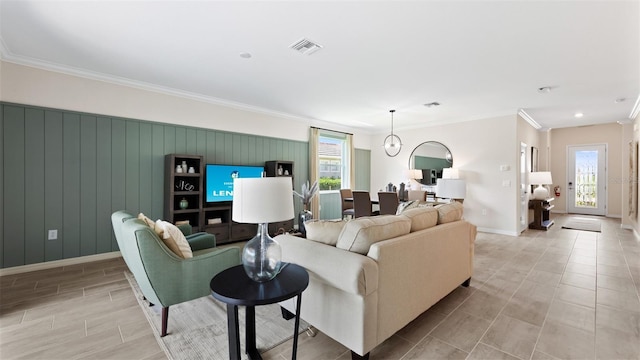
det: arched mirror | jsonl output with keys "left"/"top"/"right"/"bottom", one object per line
{"left": 408, "top": 141, "right": 453, "bottom": 185}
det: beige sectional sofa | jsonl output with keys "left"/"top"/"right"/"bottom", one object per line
{"left": 276, "top": 203, "right": 477, "bottom": 359}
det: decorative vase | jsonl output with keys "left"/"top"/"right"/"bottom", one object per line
{"left": 242, "top": 223, "right": 282, "bottom": 282}
{"left": 298, "top": 207, "right": 313, "bottom": 237}
{"left": 179, "top": 198, "right": 189, "bottom": 209}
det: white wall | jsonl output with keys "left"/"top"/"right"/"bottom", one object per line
{"left": 0, "top": 61, "right": 373, "bottom": 149}
{"left": 371, "top": 115, "right": 521, "bottom": 235}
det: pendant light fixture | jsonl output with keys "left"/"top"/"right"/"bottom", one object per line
{"left": 383, "top": 109, "right": 402, "bottom": 157}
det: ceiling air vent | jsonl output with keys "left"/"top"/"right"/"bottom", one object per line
{"left": 289, "top": 38, "right": 323, "bottom": 55}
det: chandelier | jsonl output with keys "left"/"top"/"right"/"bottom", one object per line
{"left": 383, "top": 109, "right": 402, "bottom": 157}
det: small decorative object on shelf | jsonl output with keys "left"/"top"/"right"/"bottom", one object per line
{"left": 278, "top": 166, "right": 284, "bottom": 175}
{"left": 176, "top": 165, "right": 183, "bottom": 173}
{"left": 293, "top": 180, "right": 319, "bottom": 237}
{"left": 179, "top": 198, "right": 189, "bottom": 209}
{"left": 188, "top": 166, "right": 195, "bottom": 173}
{"left": 181, "top": 161, "right": 188, "bottom": 173}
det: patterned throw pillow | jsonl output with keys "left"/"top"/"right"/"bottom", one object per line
{"left": 395, "top": 200, "right": 420, "bottom": 215}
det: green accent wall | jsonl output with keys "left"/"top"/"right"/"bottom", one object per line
{"left": 2, "top": 102, "right": 335, "bottom": 269}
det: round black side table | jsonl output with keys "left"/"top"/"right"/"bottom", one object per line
{"left": 210, "top": 263, "right": 309, "bottom": 360}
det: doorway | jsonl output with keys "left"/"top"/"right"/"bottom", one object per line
{"left": 520, "top": 142, "right": 528, "bottom": 232}
{"left": 567, "top": 144, "right": 607, "bottom": 215}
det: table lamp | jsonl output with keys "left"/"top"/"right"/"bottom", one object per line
{"left": 436, "top": 178, "right": 466, "bottom": 203}
{"left": 232, "top": 177, "right": 294, "bottom": 282}
{"left": 529, "top": 171, "right": 553, "bottom": 200}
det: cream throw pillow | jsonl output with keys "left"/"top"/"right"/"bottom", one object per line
{"left": 401, "top": 207, "right": 438, "bottom": 232}
{"left": 155, "top": 220, "right": 193, "bottom": 259}
{"left": 137, "top": 213, "right": 157, "bottom": 229}
{"left": 435, "top": 202, "right": 464, "bottom": 224}
{"left": 304, "top": 220, "right": 347, "bottom": 246}
{"left": 337, "top": 216, "right": 411, "bottom": 254}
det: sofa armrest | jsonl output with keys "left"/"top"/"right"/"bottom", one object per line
{"left": 277, "top": 234, "right": 378, "bottom": 296}
{"left": 186, "top": 232, "right": 217, "bottom": 251}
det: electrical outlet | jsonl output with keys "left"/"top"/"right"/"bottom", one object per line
{"left": 48, "top": 229, "right": 58, "bottom": 240}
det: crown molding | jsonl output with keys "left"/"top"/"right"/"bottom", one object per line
{"left": 518, "top": 109, "right": 542, "bottom": 130}
{"left": 630, "top": 94, "right": 640, "bottom": 120}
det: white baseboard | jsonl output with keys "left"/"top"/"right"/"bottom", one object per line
{"left": 0, "top": 252, "right": 122, "bottom": 276}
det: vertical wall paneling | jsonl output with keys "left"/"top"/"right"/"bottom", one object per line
{"left": 125, "top": 121, "right": 140, "bottom": 213}
{"left": 80, "top": 115, "right": 98, "bottom": 256}
{"left": 96, "top": 117, "right": 113, "bottom": 253}
{"left": 175, "top": 127, "right": 186, "bottom": 154}
{"left": 0, "top": 105, "right": 4, "bottom": 268}
{"left": 24, "top": 108, "right": 46, "bottom": 264}
{"left": 1, "top": 103, "right": 344, "bottom": 268}
{"left": 44, "top": 110, "right": 64, "bottom": 261}
{"left": 196, "top": 129, "right": 207, "bottom": 157}
{"left": 62, "top": 113, "right": 81, "bottom": 258}
{"left": 206, "top": 131, "right": 216, "bottom": 162}
{"left": 4, "top": 106, "right": 26, "bottom": 267}
{"left": 163, "top": 126, "right": 176, "bottom": 156}
{"left": 185, "top": 128, "right": 197, "bottom": 155}
{"left": 111, "top": 119, "right": 126, "bottom": 250}
{"left": 151, "top": 124, "right": 165, "bottom": 220}
{"left": 138, "top": 123, "right": 153, "bottom": 216}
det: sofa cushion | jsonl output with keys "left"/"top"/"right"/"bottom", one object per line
{"left": 401, "top": 207, "right": 438, "bottom": 232}
{"left": 435, "top": 202, "right": 464, "bottom": 224}
{"left": 337, "top": 216, "right": 411, "bottom": 254}
{"left": 304, "top": 219, "right": 347, "bottom": 246}
{"left": 155, "top": 220, "right": 193, "bottom": 259}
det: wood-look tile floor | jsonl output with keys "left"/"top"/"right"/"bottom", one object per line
{"left": 1, "top": 214, "right": 639, "bottom": 360}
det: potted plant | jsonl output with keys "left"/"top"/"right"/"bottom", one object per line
{"left": 293, "top": 180, "right": 319, "bottom": 236}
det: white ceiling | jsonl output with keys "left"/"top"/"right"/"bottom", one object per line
{"left": 1, "top": 0, "right": 638, "bottom": 133}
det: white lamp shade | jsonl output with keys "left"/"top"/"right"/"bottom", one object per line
{"left": 529, "top": 171, "right": 553, "bottom": 185}
{"left": 436, "top": 179, "right": 466, "bottom": 199}
{"left": 407, "top": 169, "right": 423, "bottom": 180}
{"left": 232, "top": 177, "right": 294, "bottom": 223}
{"left": 442, "top": 168, "right": 459, "bottom": 179}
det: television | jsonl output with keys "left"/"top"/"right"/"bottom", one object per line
{"left": 205, "top": 164, "right": 265, "bottom": 202}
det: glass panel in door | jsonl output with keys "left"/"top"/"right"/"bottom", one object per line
{"left": 567, "top": 144, "right": 606, "bottom": 215}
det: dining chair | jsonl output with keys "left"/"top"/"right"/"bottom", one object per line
{"left": 407, "top": 190, "right": 427, "bottom": 202}
{"left": 377, "top": 192, "right": 399, "bottom": 215}
{"left": 340, "top": 188, "right": 355, "bottom": 219}
{"left": 352, "top": 191, "right": 379, "bottom": 218}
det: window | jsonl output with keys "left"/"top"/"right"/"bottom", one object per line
{"left": 318, "top": 133, "right": 350, "bottom": 191}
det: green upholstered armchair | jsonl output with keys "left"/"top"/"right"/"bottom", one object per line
{"left": 111, "top": 211, "right": 241, "bottom": 336}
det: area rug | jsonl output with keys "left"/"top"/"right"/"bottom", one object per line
{"left": 561, "top": 217, "right": 602, "bottom": 232}
{"left": 125, "top": 272, "right": 308, "bottom": 360}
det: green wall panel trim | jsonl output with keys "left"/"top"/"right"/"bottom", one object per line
{"left": 24, "top": 108, "right": 46, "bottom": 264}
{"left": 0, "top": 105, "right": 4, "bottom": 268}
{"left": 63, "top": 113, "right": 81, "bottom": 259}
{"left": 2, "top": 101, "right": 343, "bottom": 268}
{"left": 44, "top": 110, "right": 63, "bottom": 262}
{"left": 3, "top": 105, "right": 26, "bottom": 268}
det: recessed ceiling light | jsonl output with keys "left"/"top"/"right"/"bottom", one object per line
{"left": 239, "top": 52, "right": 252, "bottom": 59}
{"left": 574, "top": 112, "right": 584, "bottom": 118}
{"left": 424, "top": 102, "right": 440, "bottom": 108}
{"left": 537, "top": 86, "right": 552, "bottom": 93}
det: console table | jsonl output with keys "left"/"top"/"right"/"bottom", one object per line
{"left": 210, "top": 263, "right": 309, "bottom": 360}
{"left": 529, "top": 197, "right": 554, "bottom": 230}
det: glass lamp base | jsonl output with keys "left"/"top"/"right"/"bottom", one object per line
{"left": 242, "top": 223, "right": 282, "bottom": 282}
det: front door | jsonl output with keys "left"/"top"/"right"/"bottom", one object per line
{"left": 567, "top": 144, "right": 606, "bottom": 215}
